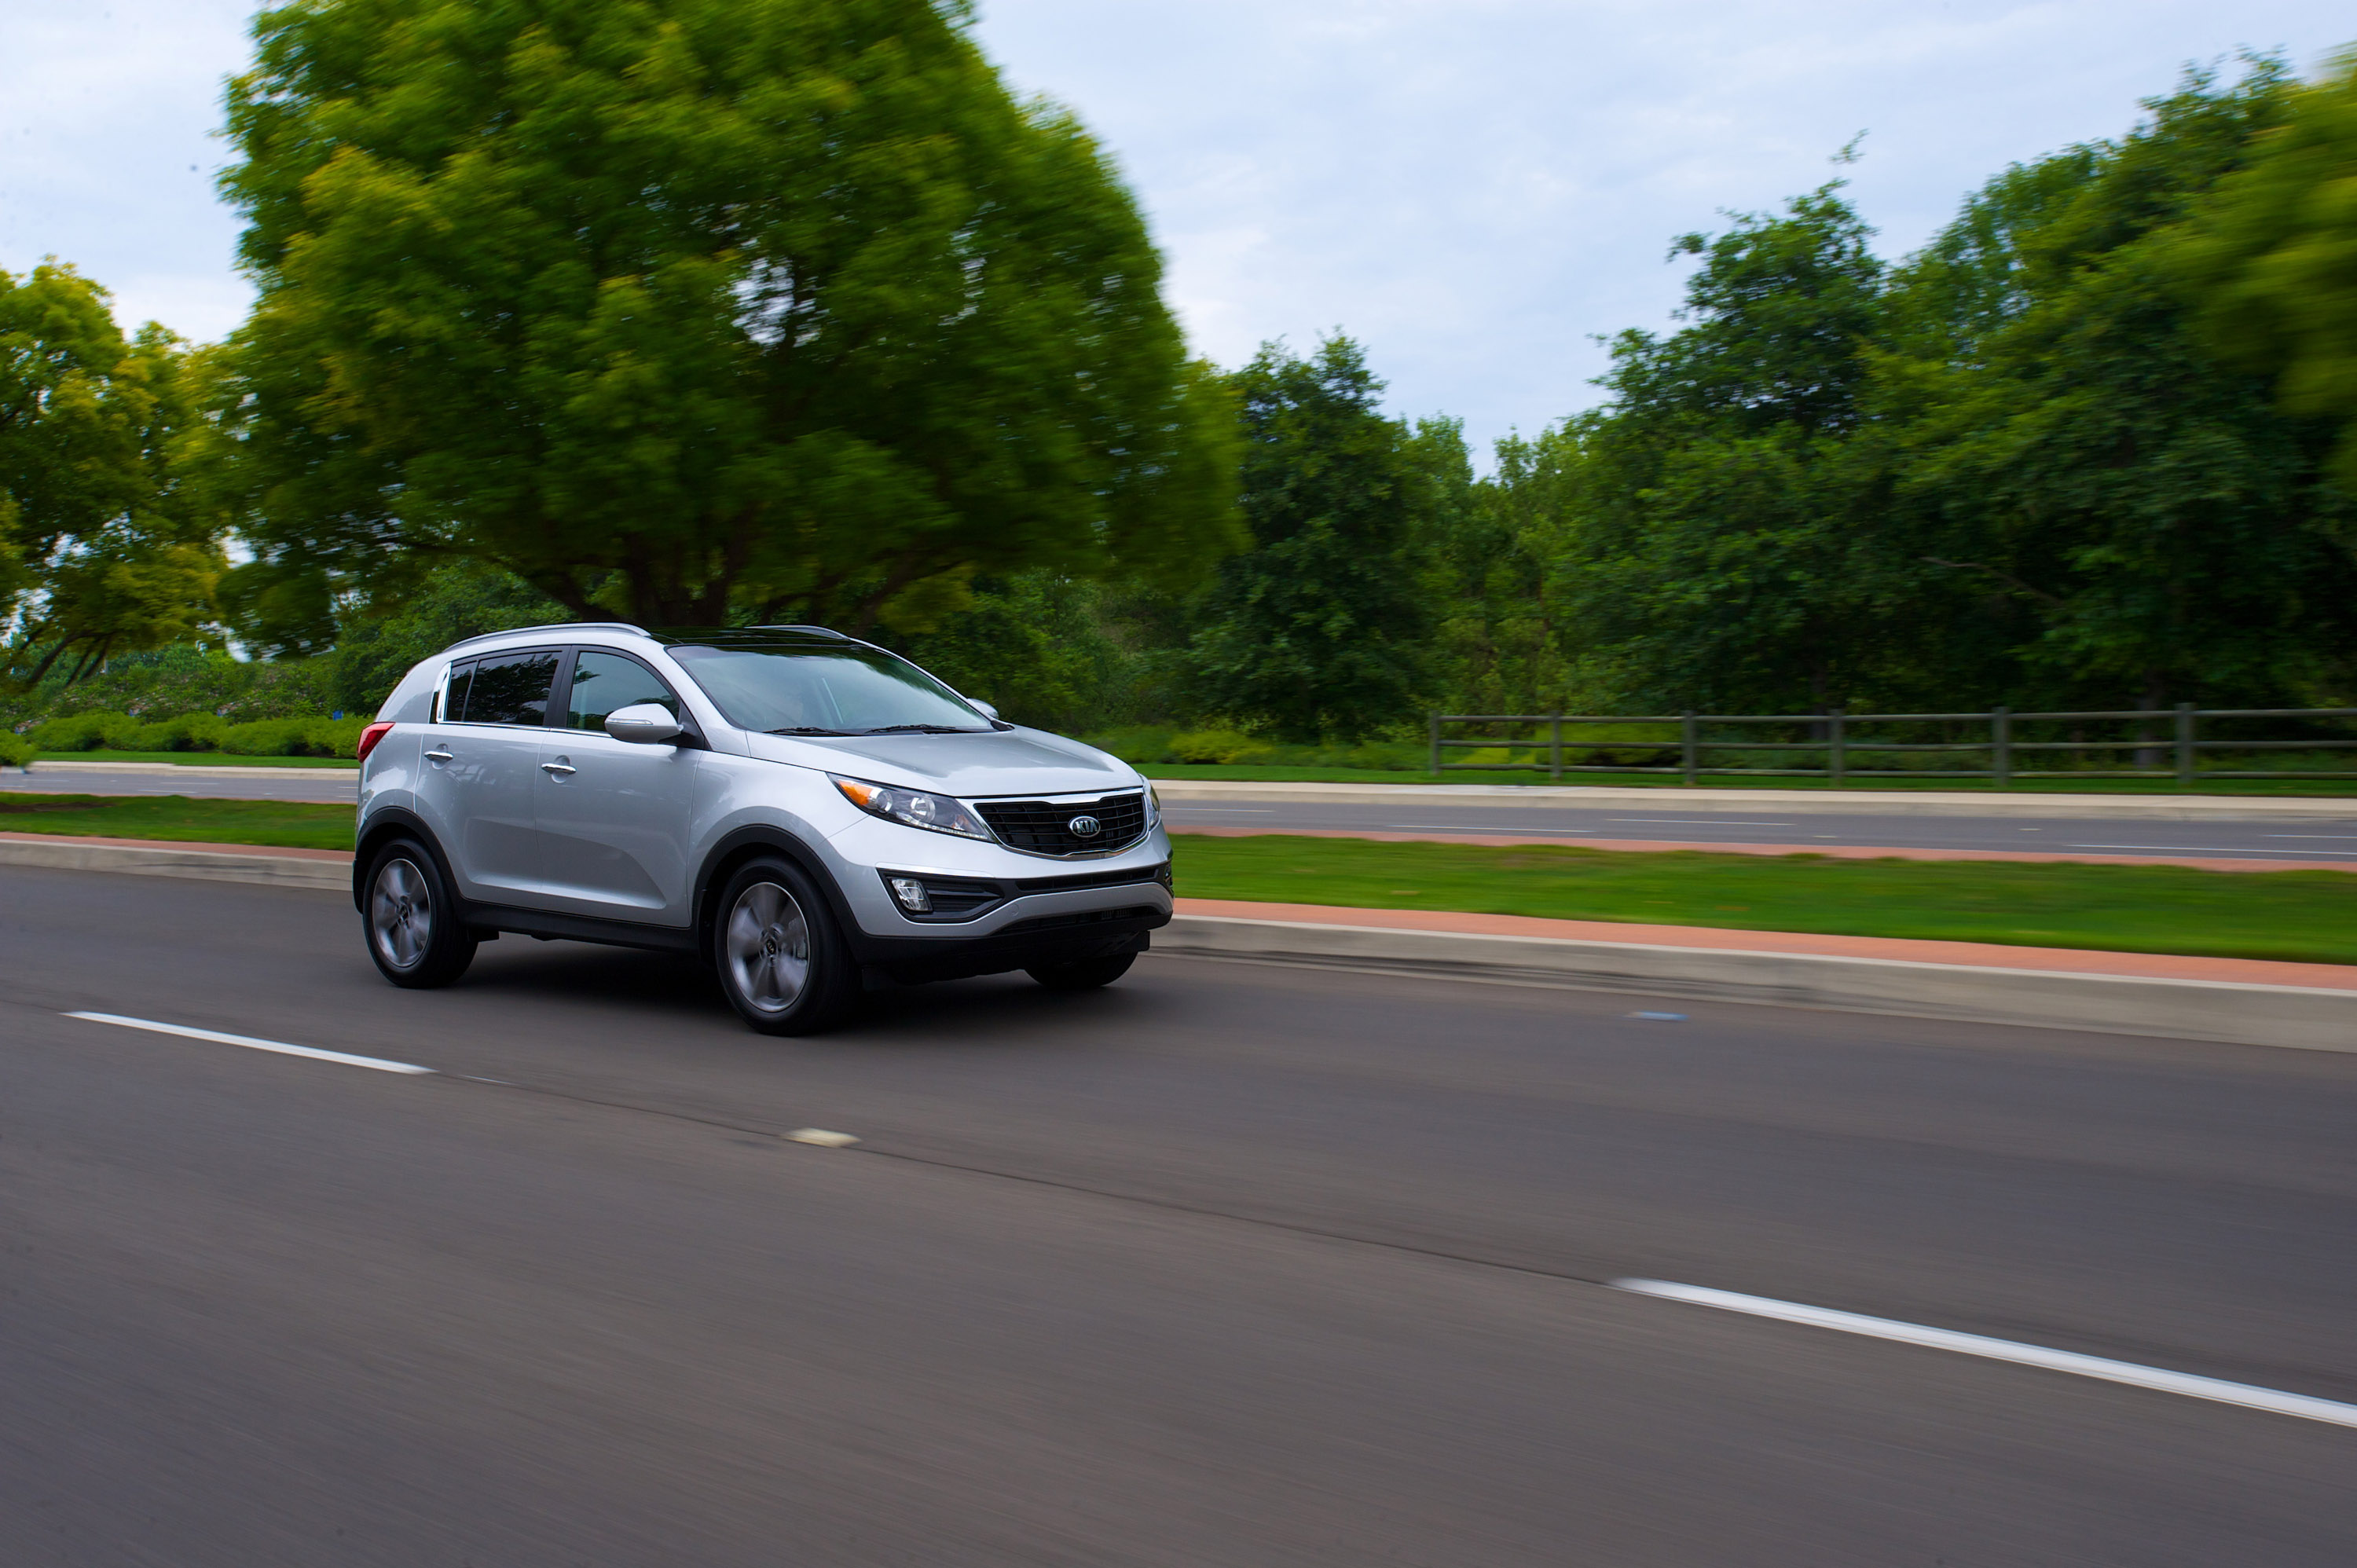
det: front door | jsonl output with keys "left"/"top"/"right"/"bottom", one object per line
{"left": 533, "top": 649, "right": 702, "bottom": 926}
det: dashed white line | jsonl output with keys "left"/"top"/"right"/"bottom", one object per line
{"left": 1610, "top": 819, "right": 1794, "bottom": 827}
{"left": 64, "top": 1012, "right": 434, "bottom": 1075}
{"left": 1612, "top": 1278, "right": 2357, "bottom": 1431}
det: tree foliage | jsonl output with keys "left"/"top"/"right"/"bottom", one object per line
{"left": 1186, "top": 338, "right": 1430, "bottom": 742}
{"left": 1, "top": 265, "right": 223, "bottom": 686}
{"left": 218, "top": 0, "right": 1239, "bottom": 639}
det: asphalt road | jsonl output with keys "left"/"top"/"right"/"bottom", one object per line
{"left": 5, "top": 864, "right": 2353, "bottom": 1564}
{"left": 1162, "top": 798, "right": 2357, "bottom": 861}
{"left": 11, "top": 764, "right": 2357, "bottom": 860}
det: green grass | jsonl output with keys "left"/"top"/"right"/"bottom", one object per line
{"left": 1142, "top": 763, "right": 2357, "bottom": 796}
{"left": 0, "top": 793, "right": 354, "bottom": 851}
{"left": 1170, "top": 832, "right": 2357, "bottom": 965}
{"left": 31, "top": 749, "right": 360, "bottom": 768}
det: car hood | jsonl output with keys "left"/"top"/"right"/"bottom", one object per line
{"left": 741, "top": 726, "right": 1142, "bottom": 799}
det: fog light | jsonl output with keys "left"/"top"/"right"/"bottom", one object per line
{"left": 887, "top": 877, "right": 933, "bottom": 914}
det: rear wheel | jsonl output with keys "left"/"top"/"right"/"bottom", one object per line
{"left": 714, "top": 857, "right": 860, "bottom": 1035}
{"left": 364, "top": 839, "right": 477, "bottom": 988}
{"left": 1025, "top": 951, "right": 1136, "bottom": 991}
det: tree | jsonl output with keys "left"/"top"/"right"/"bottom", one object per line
{"left": 1540, "top": 184, "right": 1903, "bottom": 713}
{"left": 1186, "top": 338, "right": 1429, "bottom": 742}
{"left": 1, "top": 263, "right": 223, "bottom": 686}
{"left": 218, "top": 0, "right": 1239, "bottom": 639}
{"left": 1885, "top": 63, "right": 2355, "bottom": 709}
{"left": 2178, "top": 49, "right": 2357, "bottom": 489}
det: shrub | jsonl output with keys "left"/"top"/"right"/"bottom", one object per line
{"left": 1167, "top": 728, "right": 1275, "bottom": 765}
{"left": 303, "top": 716, "right": 372, "bottom": 758}
{"left": 30, "top": 712, "right": 129, "bottom": 752}
{"left": 0, "top": 731, "right": 33, "bottom": 770}
{"left": 1083, "top": 726, "right": 1181, "bottom": 764}
{"left": 218, "top": 718, "right": 316, "bottom": 757}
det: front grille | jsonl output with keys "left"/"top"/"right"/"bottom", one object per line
{"left": 974, "top": 792, "right": 1147, "bottom": 857}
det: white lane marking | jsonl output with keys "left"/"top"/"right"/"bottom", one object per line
{"left": 2269, "top": 833, "right": 2357, "bottom": 839}
{"left": 1610, "top": 819, "right": 1794, "bottom": 827}
{"left": 1629, "top": 1011, "right": 1687, "bottom": 1021}
{"left": 64, "top": 1012, "right": 434, "bottom": 1075}
{"left": 787, "top": 1128, "right": 860, "bottom": 1147}
{"left": 2066, "top": 844, "right": 2357, "bottom": 857}
{"left": 1611, "top": 1279, "right": 2357, "bottom": 1431}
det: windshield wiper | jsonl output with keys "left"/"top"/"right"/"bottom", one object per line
{"left": 856, "top": 724, "right": 983, "bottom": 735}
{"left": 768, "top": 726, "right": 852, "bottom": 737}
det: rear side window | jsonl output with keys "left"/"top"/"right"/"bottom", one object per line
{"left": 566, "top": 650, "right": 680, "bottom": 731}
{"left": 456, "top": 650, "right": 559, "bottom": 727}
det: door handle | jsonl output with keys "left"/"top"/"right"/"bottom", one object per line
{"left": 424, "top": 749, "right": 454, "bottom": 764}
{"left": 541, "top": 760, "right": 577, "bottom": 776}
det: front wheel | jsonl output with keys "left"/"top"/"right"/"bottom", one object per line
{"left": 1025, "top": 952, "right": 1136, "bottom": 991}
{"left": 364, "top": 839, "right": 477, "bottom": 988}
{"left": 713, "top": 858, "right": 860, "bottom": 1035}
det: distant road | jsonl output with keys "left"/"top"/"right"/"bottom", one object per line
{"left": 9, "top": 764, "right": 2357, "bottom": 862}
{"left": 4, "top": 863, "right": 2355, "bottom": 1563}
{"left": 1159, "top": 797, "right": 2357, "bottom": 863}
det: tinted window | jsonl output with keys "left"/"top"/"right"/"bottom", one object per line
{"left": 442, "top": 659, "right": 475, "bottom": 722}
{"left": 566, "top": 651, "right": 680, "bottom": 731}
{"left": 456, "top": 650, "right": 559, "bottom": 727}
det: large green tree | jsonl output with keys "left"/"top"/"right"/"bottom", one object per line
{"left": 1538, "top": 184, "right": 1904, "bottom": 713}
{"left": 1886, "top": 64, "right": 2354, "bottom": 709}
{"left": 218, "top": 0, "right": 1238, "bottom": 638}
{"left": 1186, "top": 337, "right": 1430, "bottom": 742}
{"left": 2178, "top": 50, "right": 2357, "bottom": 487}
{"left": 1, "top": 264, "right": 223, "bottom": 686}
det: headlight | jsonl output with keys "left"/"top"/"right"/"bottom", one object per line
{"left": 830, "top": 775, "right": 992, "bottom": 841}
{"left": 1143, "top": 782, "right": 1161, "bottom": 826}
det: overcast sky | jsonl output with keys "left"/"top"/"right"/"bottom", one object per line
{"left": 4, "top": 2, "right": 2350, "bottom": 456}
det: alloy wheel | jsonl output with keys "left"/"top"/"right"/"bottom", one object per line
{"left": 725, "top": 881, "right": 811, "bottom": 1015}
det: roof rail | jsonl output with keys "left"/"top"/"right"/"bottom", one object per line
{"left": 750, "top": 624, "right": 849, "bottom": 639}
{"left": 439, "top": 621, "right": 651, "bottom": 655}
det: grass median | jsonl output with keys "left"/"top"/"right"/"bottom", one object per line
{"left": 1171, "top": 832, "right": 2357, "bottom": 965}
{"left": 0, "top": 793, "right": 353, "bottom": 851}
{"left": 4, "top": 797, "right": 2348, "bottom": 964}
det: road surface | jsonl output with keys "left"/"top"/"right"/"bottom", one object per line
{"left": 4, "top": 864, "right": 2352, "bottom": 1563}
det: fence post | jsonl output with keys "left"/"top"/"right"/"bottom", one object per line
{"left": 1826, "top": 709, "right": 1845, "bottom": 786}
{"left": 1549, "top": 711, "right": 1563, "bottom": 783}
{"left": 2176, "top": 702, "right": 2195, "bottom": 789}
{"left": 1992, "top": 705, "right": 2011, "bottom": 789}
{"left": 1428, "top": 713, "right": 1441, "bottom": 775}
{"left": 1681, "top": 712, "right": 1699, "bottom": 786}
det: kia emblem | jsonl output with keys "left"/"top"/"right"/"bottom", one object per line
{"left": 1068, "top": 814, "right": 1102, "bottom": 837}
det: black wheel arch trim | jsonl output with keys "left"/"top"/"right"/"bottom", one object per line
{"left": 692, "top": 825, "right": 864, "bottom": 961}
{"left": 354, "top": 808, "right": 460, "bottom": 913}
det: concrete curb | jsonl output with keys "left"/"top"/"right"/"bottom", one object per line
{"left": 0, "top": 837, "right": 350, "bottom": 890}
{"left": 1149, "top": 779, "right": 2357, "bottom": 820}
{"left": 1158, "top": 915, "right": 2357, "bottom": 1054}
{"left": 6, "top": 837, "right": 2348, "bottom": 1052}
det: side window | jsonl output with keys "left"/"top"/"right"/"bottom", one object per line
{"left": 440, "top": 659, "right": 476, "bottom": 723}
{"left": 456, "top": 650, "right": 559, "bottom": 727}
{"left": 566, "top": 650, "right": 682, "bottom": 731}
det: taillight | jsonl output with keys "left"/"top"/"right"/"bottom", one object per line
{"left": 355, "top": 721, "right": 395, "bottom": 764}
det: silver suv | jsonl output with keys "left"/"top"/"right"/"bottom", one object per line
{"left": 350, "top": 622, "right": 1172, "bottom": 1033}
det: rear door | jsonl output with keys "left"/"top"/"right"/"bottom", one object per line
{"left": 533, "top": 647, "right": 702, "bottom": 925}
{"left": 417, "top": 647, "right": 563, "bottom": 906}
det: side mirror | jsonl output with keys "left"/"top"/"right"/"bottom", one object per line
{"left": 605, "top": 702, "right": 683, "bottom": 745}
{"left": 969, "top": 699, "right": 1000, "bottom": 720}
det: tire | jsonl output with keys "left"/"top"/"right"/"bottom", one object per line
{"left": 1025, "top": 951, "right": 1136, "bottom": 991}
{"left": 363, "top": 838, "right": 478, "bottom": 988}
{"left": 713, "top": 857, "right": 860, "bottom": 1035}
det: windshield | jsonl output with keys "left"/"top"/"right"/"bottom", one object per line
{"left": 666, "top": 641, "right": 991, "bottom": 735}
